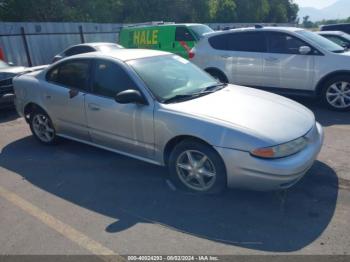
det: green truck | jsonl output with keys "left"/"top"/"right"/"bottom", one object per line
{"left": 119, "top": 23, "right": 213, "bottom": 59}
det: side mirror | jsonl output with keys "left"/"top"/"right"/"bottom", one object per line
{"left": 7, "top": 62, "right": 14, "bottom": 66}
{"left": 115, "top": 89, "right": 147, "bottom": 105}
{"left": 299, "top": 46, "right": 312, "bottom": 55}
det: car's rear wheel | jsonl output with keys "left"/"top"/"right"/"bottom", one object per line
{"left": 168, "top": 139, "right": 227, "bottom": 194}
{"left": 29, "top": 109, "right": 58, "bottom": 145}
{"left": 322, "top": 76, "right": 350, "bottom": 111}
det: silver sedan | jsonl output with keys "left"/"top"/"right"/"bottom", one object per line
{"left": 13, "top": 49, "right": 324, "bottom": 193}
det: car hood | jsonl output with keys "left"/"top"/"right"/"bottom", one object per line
{"left": 0, "top": 66, "right": 27, "bottom": 74}
{"left": 163, "top": 85, "right": 315, "bottom": 146}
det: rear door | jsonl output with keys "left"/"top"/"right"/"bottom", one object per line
{"left": 262, "top": 31, "right": 315, "bottom": 91}
{"left": 44, "top": 59, "right": 91, "bottom": 140}
{"left": 227, "top": 32, "right": 267, "bottom": 87}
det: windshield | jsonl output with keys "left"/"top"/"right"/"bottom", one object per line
{"left": 297, "top": 30, "right": 345, "bottom": 53}
{"left": 188, "top": 25, "right": 214, "bottom": 39}
{"left": 340, "top": 33, "right": 350, "bottom": 41}
{"left": 128, "top": 55, "right": 219, "bottom": 102}
{"left": 0, "top": 60, "right": 9, "bottom": 69}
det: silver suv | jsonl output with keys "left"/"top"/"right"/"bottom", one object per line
{"left": 190, "top": 26, "right": 350, "bottom": 111}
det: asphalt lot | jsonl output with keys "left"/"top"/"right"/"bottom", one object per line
{"left": 0, "top": 98, "right": 349, "bottom": 257}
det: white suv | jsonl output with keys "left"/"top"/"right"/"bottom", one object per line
{"left": 190, "top": 26, "right": 350, "bottom": 111}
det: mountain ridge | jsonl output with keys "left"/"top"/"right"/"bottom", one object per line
{"left": 299, "top": 0, "right": 350, "bottom": 22}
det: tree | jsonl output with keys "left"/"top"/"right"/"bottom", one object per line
{"left": 210, "top": 0, "right": 237, "bottom": 23}
{"left": 302, "top": 15, "right": 314, "bottom": 28}
{"left": 235, "top": 0, "right": 269, "bottom": 23}
{"left": 0, "top": 0, "right": 300, "bottom": 23}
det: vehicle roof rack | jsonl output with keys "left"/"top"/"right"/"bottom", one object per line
{"left": 255, "top": 24, "right": 264, "bottom": 29}
{"left": 125, "top": 21, "right": 175, "bottom": 28}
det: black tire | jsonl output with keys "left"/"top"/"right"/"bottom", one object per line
{"left": 29, "top": 108, "right": 58, "bottom": 145}
{"left": 321, "top": 75, "right": 350, "bottom": 112}
{"left": 206, "top": 69, "right": 228, "bottom": 83}
{"left": 168, "top": 139, "right": 227, "bottom": 194}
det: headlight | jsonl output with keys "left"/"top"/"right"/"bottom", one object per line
{"left": 251, "top": 136, "right": 308, "bottom": 159}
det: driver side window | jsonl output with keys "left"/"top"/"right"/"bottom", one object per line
{"left": 92, "top": 59, "right": 137, "bottom": 98}
{"left": 268, "top": 32, "right": 309, "bottom": 55}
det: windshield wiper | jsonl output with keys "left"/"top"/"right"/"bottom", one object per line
{"left": 163, "top": 83, "right": 228, "bottom": 104}
{"left": 163, "top": 93, "right": 204, "bottom": 104}
{"left": 201, "top": 83, "right": 228, "bottom": 93}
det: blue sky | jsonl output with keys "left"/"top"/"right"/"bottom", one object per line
{"left": 294, "top": 0, "right": 338, "bottom": 8}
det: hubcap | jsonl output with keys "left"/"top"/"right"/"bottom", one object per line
{"left": 326, "top": 81, "right": 350, "bottom": 109}
{"left": 176, "top": 150, "right": 216, "bottom": 191}
{"left": 32, "top": 114, "right": 55, "bottom": 142}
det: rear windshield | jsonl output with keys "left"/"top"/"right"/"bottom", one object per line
{"left": 188, "top": 25, "right": 214, "bottom": 39}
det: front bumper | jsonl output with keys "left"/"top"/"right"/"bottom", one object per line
{"left": 215, "top": 122, "right": 324, "bottom": 191}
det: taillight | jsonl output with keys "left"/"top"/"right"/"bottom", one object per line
{"left": 189, "top": 51, "right": 195, "bottom": 59}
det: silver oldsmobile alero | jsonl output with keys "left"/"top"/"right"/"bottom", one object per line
{"left": 13, "top": 49, "right": 324, "bottom": 193}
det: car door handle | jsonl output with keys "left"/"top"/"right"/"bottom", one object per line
{"left": 45, "top": 95, "right": 51, "bottom": 100}
{"left": 88, "top": 103, "right": 100, "bottom": 111}
{"left": 265, "top": 57, "right": 279, "bottom": 62}
{"left": 220, "top": 55, "right": 230, "bottom": 59}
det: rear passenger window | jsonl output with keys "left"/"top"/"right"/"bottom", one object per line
{"left": 92, "top": 60, "right": 137, "bottom": 98}
{"left": 208, "top": 34, "right": 230, "bottom": 50}
{"left": 175, "top": 27, "right": 195, "bottom": 41}
{"left": 268, "top": 32, "right": 307, "bottom": 54}
{"left": 46, "top": 60, "right": 90, "bottom": 91}
{"left": 47, "top": 68, "right": 59, "bottom": 82}
{"left": 209, "top": 32, "right": 266, "bottom": 52}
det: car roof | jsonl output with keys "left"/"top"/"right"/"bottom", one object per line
{"left": 204, "top": 26, "right": 303, "bottom": 38}
{"left": 68, "top": 42, "right": 121, "bottom": 49}
{"left": 322, "top": 23, "right": 350, "bottom": 27}
{"left": 317, "top": 31, "right": 344, "bottom": 35}
{"left": 69, "top": 49, "right": 170, "bottom": 62}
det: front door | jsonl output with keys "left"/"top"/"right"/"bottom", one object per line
{"left": 85, "top": 59, "right": 155, "bottom": 159}
{"left": 43, "top": 59, "right": 91, "bottom": 140}
{"left": 262, "top": 32, "right": 315, "bottom": 91}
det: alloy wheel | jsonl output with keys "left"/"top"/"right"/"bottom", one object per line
{"left": 326, "top": 81, "right": 350, "bottom": 109}
{"left": 176, "top": 150, "right": 216, "bottom": 192}
{"left": 32, "top": 114, "right": 55, "bottom": 143}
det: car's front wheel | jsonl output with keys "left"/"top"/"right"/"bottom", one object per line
{"left": 29, "top": 109, "right": 58, "bottom": 145}
{"left": 168, "top": 139, "right": 227, "bottom": 194}
{"left": 322, "top": 76, "right": 350, "bottom": 111}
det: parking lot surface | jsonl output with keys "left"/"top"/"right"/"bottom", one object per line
{"left": 0, "top": 98, "right": 349, "bottom": 256}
